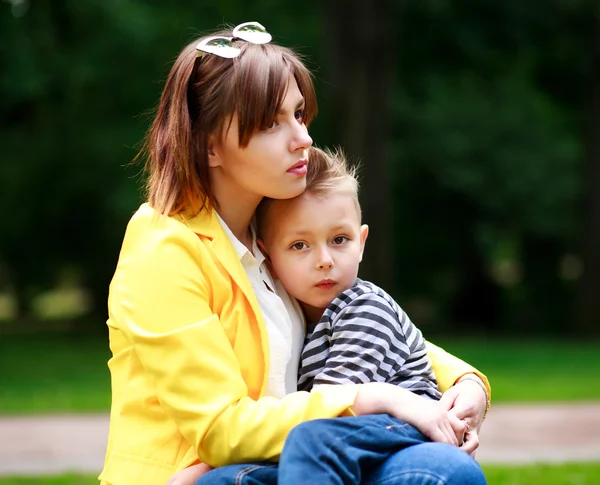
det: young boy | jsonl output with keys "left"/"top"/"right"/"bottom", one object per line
{"left": 170, "top": 147, "right": 473, "bottom": 485}
{"left": 255, "top": 147, "right": 468, "bottom": 484}
{"left": 258, "top": 147, "right": 441, "bottom": 401}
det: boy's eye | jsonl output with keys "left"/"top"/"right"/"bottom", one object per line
{"left": 291, "top": 242, "right": 307, "bottom": 250}
{"left": 332, "top": 236, "right": 348, "bottom": 245}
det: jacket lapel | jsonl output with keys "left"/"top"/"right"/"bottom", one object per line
{"left": 181, "top": 208, "right": 270, "bottom": 394}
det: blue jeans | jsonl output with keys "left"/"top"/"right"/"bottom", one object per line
{"left": 195, "top": 414, "right": 487, "bottom": 485}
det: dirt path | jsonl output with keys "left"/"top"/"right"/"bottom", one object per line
{"left": 1, "top": 403, "right": 599, "bottom": 476}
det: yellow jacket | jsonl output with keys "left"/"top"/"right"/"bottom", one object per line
{"left": 99, "top": 203, "right": 488, "bottom": 485}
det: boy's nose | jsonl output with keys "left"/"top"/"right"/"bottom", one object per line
{"left": 316, "top": 249, "right": 334, "bottom": 270}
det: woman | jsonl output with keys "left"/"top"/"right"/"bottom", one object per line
{"left": 99, "top": 22, "right": 489, "bottom": 485}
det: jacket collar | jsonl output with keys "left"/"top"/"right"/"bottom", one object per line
{"left": 179, "top": 208, "right": 249, "bottom": 286}
{"left": 179, "top": 206, "right": 223, "bottom": 240}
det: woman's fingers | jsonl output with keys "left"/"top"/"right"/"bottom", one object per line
{"left": 460, "top": 428, "right": 480, "bottom": 456}
{"left": 449, "top": 413, "right": 468, "bottom": 444}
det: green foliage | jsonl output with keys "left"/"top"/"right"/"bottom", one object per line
{"left": 399, "top": 71, "right": 580, "bottom": 236}
{"left": 385, "top": 0, "right": 597, "bottom": 332}
{"left": 0, "top": 1, "right": 324, "bottom": 322}
{"left": 0, "top": 1, "right": 598, "bottom": 334}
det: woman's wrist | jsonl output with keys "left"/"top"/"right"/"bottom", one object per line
{"left": 456, "top": 374, "right": 490, "bottom": 419}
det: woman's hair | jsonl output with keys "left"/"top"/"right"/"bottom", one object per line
{"left": 256, "top": 146, "right": 361, "bottom": 237}
{"left": 139, "top": 30, "right": 317, "bottom": 216}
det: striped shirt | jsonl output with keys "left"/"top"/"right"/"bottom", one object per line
{"left": 298, "top": 279, "right": 442, "bottom": 400}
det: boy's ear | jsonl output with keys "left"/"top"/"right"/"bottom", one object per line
{"left": 257, "top": 238, "right": 277, "bottom": 278}
{"left": 358, "top": 224, "right": 369, "bottom": 262}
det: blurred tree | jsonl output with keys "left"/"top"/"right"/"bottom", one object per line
{"left": 320, "top": 0, "right": 396, "bottom": 291}
{"left": 387, "top": 0, "right": 592, "bottom": 332}
{"left": 577, "top": 6, "right": 600, "bottom": 335}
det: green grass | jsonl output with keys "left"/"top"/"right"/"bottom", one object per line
{"left": 0, "top": 475, "right": 97, "bottom": 485}
{"left": 1, "top": 463, "right": 600, "bottom": 485}
{"left": 434, "top": 337, "right": 600, "bottom": 402}
{"left": 1, "top": 333, "right": 599, "bottom": 413}
{"left": 483, "top": 462, "right": 600, "bottom": 484}
{"left": 0, "top": 334, "right": 111, "bottom": 413}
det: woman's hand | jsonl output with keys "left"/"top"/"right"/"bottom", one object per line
{"left": 351, "top": 382, "right": 466, "bottom": 446}
{"left": 439, "top": 374, "right": 489, "bottom": 456}
{"left": 167, "top": 463, "right": 212, "bottom": 485}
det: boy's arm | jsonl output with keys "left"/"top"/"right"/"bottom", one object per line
{"left": 304, "top": 292, "right": 431, "bottom": 390}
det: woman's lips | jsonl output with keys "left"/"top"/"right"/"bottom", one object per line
{"left": 287, "top": 159, "right": 308, "bottom": 176}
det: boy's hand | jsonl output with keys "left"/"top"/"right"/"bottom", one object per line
{"left": 167, "top": 463, "right": 212, "bottom": 485}
{"left": 401, "top": 398, "right": 465, "bottom": 447}
{"left": 353, "top": 383, "right": 464, "bottom": 447}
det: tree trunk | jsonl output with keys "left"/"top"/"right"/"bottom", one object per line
{"left": 322, "top": 1, "right": 396, "bottom": 290}
{"left": 576, "top": 11, "right": 600, "bottom": 335}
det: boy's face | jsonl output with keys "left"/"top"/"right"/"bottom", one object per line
{"left": 260, "top": 191, "right": 368, "bottom": 322}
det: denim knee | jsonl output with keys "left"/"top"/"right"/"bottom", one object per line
{"left": 285, "top": 418, "right": 322, "bottom": 443}
{"left": 363, "top": 442, "right": 487, "bottom": 485}
{"left": 195, "top": 462, "right": 277, "bottom": 485}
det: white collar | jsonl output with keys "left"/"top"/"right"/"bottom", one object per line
{"left": 214, "top": 212, "right": 266, "bottom": 266}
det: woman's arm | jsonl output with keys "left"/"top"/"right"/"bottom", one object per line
{"left": 425, "top": 340, "right": 491, "bottom": 455}
{"left": 112, "top": 213, "right": 367, "bottom": 468}
{"left": 425, "top": 340, "right": 491, "bottom": 396}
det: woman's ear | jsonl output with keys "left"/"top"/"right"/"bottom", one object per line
{"left": 257, "top": 238, "right": 277, "bottom": 278}
{"left": 207, "top": 135, "right": 221, "bottom": 168}
{"left": 358, "top": 224, "right": 369, "bottom": 262}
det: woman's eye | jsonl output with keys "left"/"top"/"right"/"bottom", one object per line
{"left": 291, "top": 242, "right": 307, "bottom": 250}
{"left": 263, "top": 119, "right": 278, "bottom": 131}
{"left": 332, "top": 236, "right": 348, "bottom": 245}
{"left": 294, "top": 109, "right": 305, "bottom": 121}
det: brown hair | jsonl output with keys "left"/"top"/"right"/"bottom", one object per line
{"left": 257, "top": 146, "right": 361, "bottom": 237}
{"left": 138, "top": 30, "right": 317, "bottom": 216}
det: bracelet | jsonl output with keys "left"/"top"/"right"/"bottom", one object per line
{"left": 457, "top": 374, "right": 490, "bottom": 420}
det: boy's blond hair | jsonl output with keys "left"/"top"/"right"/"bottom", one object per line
{"left": 304, "top": 146, "right": 360, "bottom": 204}
{"left": 257, "top": 146, "right": 361, "bottom": 237}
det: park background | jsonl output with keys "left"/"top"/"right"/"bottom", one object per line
{"left": 1, "top": 1, "right": 600, "bottom": 484}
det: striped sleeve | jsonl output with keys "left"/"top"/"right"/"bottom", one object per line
{"left": 308, "top": 292, "right": 414, "bottom": 387}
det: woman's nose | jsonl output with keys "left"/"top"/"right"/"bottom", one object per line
{"left": 290, "top": 122, "right": 313, "bottom": 152}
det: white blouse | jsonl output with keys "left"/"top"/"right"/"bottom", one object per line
{"left": 216, "top": 213, "right": 305, "bottom": 397}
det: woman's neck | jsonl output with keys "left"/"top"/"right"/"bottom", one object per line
{"left": 211, "top": 174, "right": 262, "bottom": 250}
{"left": 215, "top": 202, "right": 256, "bottom": 249}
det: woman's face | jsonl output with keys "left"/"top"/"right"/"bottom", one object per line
{"left": 209, "top": 75, "right": 313, "bottom": 204}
